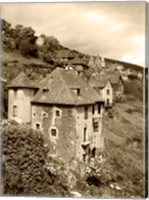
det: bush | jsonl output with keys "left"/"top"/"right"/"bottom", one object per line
{"left": 2, "top": 124, "right": 70, "bottom": 196}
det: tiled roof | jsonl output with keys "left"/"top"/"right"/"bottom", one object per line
{"left": 89, "top": 73, "right": 123, "bottom": 88}
{"left": 107, "top": 73, "right": 123, "bottom": 85}
{"left": 68, "top": 57, "right": 89, "bottom": 68}
{"left": 89, "top": 76, "right": 108, "bottom": 88}
{"left": 32, "top": 68, "right": 104, "bottom": 105}
{"left": 8, "top": 71, "right": 39, "bottom": 89}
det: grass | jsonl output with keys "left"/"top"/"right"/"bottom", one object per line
{"left": 101, "top": 97, "right": 145, "bottom": 198}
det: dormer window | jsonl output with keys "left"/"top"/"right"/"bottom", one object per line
{"left": 43, "top": 89, "right": 49, "bottom": 93}
{"left": 71, "top": 88, "right": 81, "bottom": 96}
{"left": 43, "top": 89, "right": 49, "bottom": 96}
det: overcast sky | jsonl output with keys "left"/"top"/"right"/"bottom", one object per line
{"left": 1, "top": 2, "right": 145, "bottom": 66}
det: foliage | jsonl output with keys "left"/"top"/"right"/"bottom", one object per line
{"left": 2, "top": 124, "right": 70, "bottom": 196}
{"left": 84, "top": 157, "right": 103, "bottom": 187}
{"left": 19, "top": 39, "right": 38, "bottom": 57}
{"left": 124, "top": 80, "right": 143, "bottom": 101}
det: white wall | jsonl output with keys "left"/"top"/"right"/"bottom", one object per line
{"left": 8, "top": 88, "right": 35, "bottom": 123}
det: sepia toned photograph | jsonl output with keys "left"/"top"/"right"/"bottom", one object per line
{"left": 0, "top": 1, "right": 147, "bottom": 198}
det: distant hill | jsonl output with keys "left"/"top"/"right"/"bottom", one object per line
{"left": 1, "top": 19, "right": 143, "bottom": 77}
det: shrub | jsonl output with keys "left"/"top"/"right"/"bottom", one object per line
{"left": 2, "top": 124, "right": 70, "bottom": 196}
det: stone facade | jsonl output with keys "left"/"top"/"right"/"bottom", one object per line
{"left": 31, "top": 104, "right": 77, "bottom": 162}
{"left": 31, "top": 103, "right": 104, "bottom": 162}
{"left": 75, "top": 103, "right": 104, "bottom": 162}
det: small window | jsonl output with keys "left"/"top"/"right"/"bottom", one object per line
{"left": 107, "top": 89, "right": 110, "bottom": 95}
{"left": 42, "top": 112, "right": 48, "bottom": 118}
{"left": 77, "top": 88, "right": 80, "bottom": 96}
{"left": 35, "top": 123, "right": 40, "bottom": 130}
{"left": 43, "top": 89, "right": 49, "bottom": 96}
{"left": 33, "top": 113, "right": 36, "bottom": 117}
{"left": 84, "top": 106, "right": 88, "bottom": 119}
{"left": 55, "top": 110, "right": 61, "bottom": 117}
{"left": 51, "top": 128, "right": 57, "bottom": 136}
{"left": 43, "top": 89, "right": 49, "bottom": 92}
{"left": 92, "top": 105, "right": 95, "bottom": 115}
{"left": 14, "top": 89, "right": 18, "bottom": 96}
{"left": 93, "top": 121, "right": 99, "bottom": 132}
{"left": 13, "top": 105, "right": 17, "bottom": 117}
{"left": 107, "top": 99, "right": 110, "bottom": 105}
{"left": 83, "top": 127, "right": 87, "bottom": 142}
{"left": 98, "top": 104, "right": 101, "bottom": 114}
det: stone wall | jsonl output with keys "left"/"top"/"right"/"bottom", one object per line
{"left": 31, "top": 104, "right": 77, "bottom": 162}
{"left": 75, "top": 103, "right": 104, "bottom": 161}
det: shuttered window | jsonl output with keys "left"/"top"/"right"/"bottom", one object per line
{"left": 13, "top": 105, "right": 17, "bottom": 117}
{"left": 84, "top": 106, "right": 88, "bottom": 119}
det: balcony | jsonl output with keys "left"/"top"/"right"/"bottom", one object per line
{"left": 81, "top": 141, "right": 90, "bottom": 148}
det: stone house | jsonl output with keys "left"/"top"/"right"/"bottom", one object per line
{"left": 8, "top": 68, "right": 104, "bottom": 162}
{"left": 64, "top": 57, "right": 89, "bottom": 77}
{"left": 8, "top": 71, "right": 39, "bottom": 123}
{"left": 108, "top": 73, "right": 124, "bottom": 96}
{"left": 89, "top": 75, "right": 113, "bottom": 108}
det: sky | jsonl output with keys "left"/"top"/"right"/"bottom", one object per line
{"left": 1, "top": 2, "right": 145, "bottom": 66}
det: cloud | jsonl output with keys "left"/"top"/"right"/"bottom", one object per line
{"left": 85, "top": 11, "right": 106, "bottom": 23}
{"left": 1, "top": 2, "right": 145, "bottom": 66}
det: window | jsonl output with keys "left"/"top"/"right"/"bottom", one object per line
{"left": 13, "top": 105, "right": 17, "bottom": 117}
{"left": 92, "top": 105, "right": 95, "bottom": 115}
{"left": 35, "top": 123, "right": 40, "bottom": 130}
{"left": 33, "top": 113, "right": 36, "bottom": 117}
{"left": 107, "top": 89, "right": 110, "bottom": 95}
{"left": 77, "top": 88, "right": 80, "bottom": 96}
{"left": 55, "top": 110, "right": 60, "bottom": 117}
{"left": 84, "top": 106, "right": 88, "bottom": 119}
{"left": 14, "top": 89, "right": 18, "bottom": 96}
{"left": 98, "top": 104, "right": 101, "bottom": 114}
{"left": 51, "top": 128, "right": 57, "bottom": 136}
{"left": 43, "top": 89, "right": 49, "bottom": 96}
{"left": 83, "top": 127, "right": 87, "bottom": 142}
{"left": 107, "top": 99, "right": 110, "bottom": 105}
{"left": 93, "top": 119, "right": 99, "bottom": 132}
{"left": 42, "top": 112, "right": 48, "bottom": 118}
{"left": 83, "top": 154, "right": 86, "bottom": 162}
{"left": 71, "top": 88, "right": 81, "bottom": 96}
{"left": 91, "top": 148, "right": 96, "bottom": 158}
